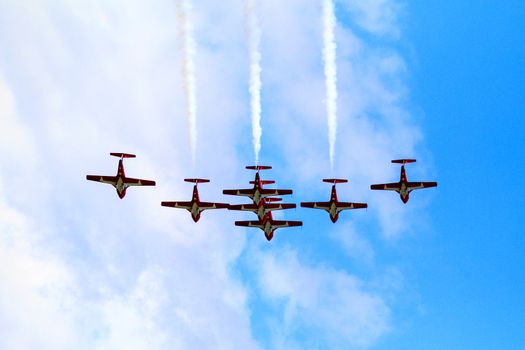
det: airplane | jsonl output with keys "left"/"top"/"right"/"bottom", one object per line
{"left": 161, "top": 178, "right": 229, "bottom": 222}
{"left": 223, "top": 166, "right": 293, "bottom": 205}
{"left": 229, "top": 197, "right": 296, "bottom": 222}
{"left": 370, "top": 159, "right": 438, "bottom": 203}
{"left": 301, "top": 179, "right": 367, "bottom": 223}
{"left": 235, "top": 215, "right": 302, "bottom": 241}
{"left": 86, "top": 153, "right": 156, "bottom": 199}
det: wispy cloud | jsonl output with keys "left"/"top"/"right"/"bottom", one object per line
{"left": 0, "top": 0, "right": 430, "bottom": 348}
{"left": 253, "top": 249, "right": 391, "bottom": 349}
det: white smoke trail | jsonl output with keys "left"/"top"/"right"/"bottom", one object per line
{"left": 177, "top": 0, "right": 197, "bottom": 165}
{"left": 245, "top": 0, "right": 262, "bottom": 165}
{"left": 323, "top": 0, "right": 337, "bottom": 169}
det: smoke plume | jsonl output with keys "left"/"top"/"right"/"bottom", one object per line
{"left": 177, "top": 0, "right": 197, "bottom": 165}
{"left": 323, "top": 0, "right": 337, "bottom": 169}
{"left": 245, "top": 0, "right": 263, "bottom": 165}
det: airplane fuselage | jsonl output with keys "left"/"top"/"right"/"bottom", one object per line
{"left": 115, "top": 160, "right": 127, "bottom": 198}
{"left": 262, "top": 221, "right": 275, "bottom": 241}
{"left": 250, "top": 172, "right": 265, "bottom": 205}
{"left": 398, "top": 166, "right": 410, "bottom": 203}
{"left": 328, "top": 185, "right": 340, "bottom": 221}
{"left": 190, "top": 185, "right": 203, "bottom": 222}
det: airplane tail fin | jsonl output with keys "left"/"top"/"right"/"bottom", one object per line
{"left": 110, "top": 152, "right": 136, "bottom": 158}
{"left": 323, "top": 178, "right": 348, "bottom": 184}
{"left": 249, "top": 180, "right": 275, "bottom": 185}
{"left": 184, "top": 178, "right": 210, "bottom": 184}
{"left": 246, "top": 165, "right": 272, "bottom": 171}
{"left": 392, "top": 159, "right": 416, "bottom": 164}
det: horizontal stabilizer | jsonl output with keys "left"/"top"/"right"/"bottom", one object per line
{"left": 184, "top": 178, "right": 210, "bottom": 184}
{"left": 265, "top": 197, "right": 282, "bottom": 202}
{"left": 246, "top": 165, "right": 272, "bottom": 171}
{"left": 110, "top": 152, "right": 136, "bottom": 158}
{"left": 323, "top": 178, "right": 348, "bottom": 184}
{"left": 250, "top": 180, "right": 275, "bottom": 185}
{"left": 391, "top": 159, "right": 416, "bottom": 164}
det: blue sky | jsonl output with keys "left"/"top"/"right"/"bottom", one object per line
{"left": 0, "top": 0, "right": 523, "bottom": 349}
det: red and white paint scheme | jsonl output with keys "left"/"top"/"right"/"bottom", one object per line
{"left": 86, "top": 153, "right": 156, "bottom": 199}
{"left": 225, "top": 165, "right": 302, "bottom": 241}
{"left": 370, "top": 159, "right": 438, "bottom": 204}
{"left": 161, "top": 179, "right": 229, "bottom": 222}
{"left": 235, "top": 215, "right": 302, "bottom": 241}
{"left": 229, "top": 198, "right": 296, "bottom": 223}
{"left": 301, "top": 179, "right": 367, "bottom": 223}
{"left": 223, "top": 166, "right": 292, "bottom": 205}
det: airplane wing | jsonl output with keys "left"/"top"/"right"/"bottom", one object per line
{"left": 223, "top": 188, "right": 255, "bottom": 197}
{"left": 123, "top": 177, "right": 156, "bottom": 187}
{"left": 235, "top": 220, "right": 264, "bottom": 228}
{"left": 370, "top": 182, "right": 401, "bottom": 191}
{"left": 268, "top": 203, "right": 296, "bottom": 210}
{"left": 197, "top": 202, "right": 229, "bottom": 210}
{"left": 229, "top": 204, "right": 258, "bottom": 211}
{"left": 337, "top": 202, "right": 368, "bottom": 209}
{"left": 161, "top": 201, "right": 193, "bottom": 210}
{"left": 230, "top": 203, "right": 295, "bottom": 211}
{"left": 270, "top": 220, "right": 303, "bottom": 228}
{"left": 261, "top": 189, "right": 293, "bottom": 196}
{"left": 301, "top": 201, "right": 331, "bottom": 210}
{"left": 406, "top": 181, "right": 438, "bottom": 191}
{"left": 86, "top": 175, "right": 117, "bottom": 185}
{"left": 235, "top": 220, "right": 302, "bottom": 229}
{"left": 223, "top": 188, "right": 292, "bottom": 197}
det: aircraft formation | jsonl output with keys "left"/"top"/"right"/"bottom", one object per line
{"left": 86, "top": 154, "right": 437, "bottom": 241}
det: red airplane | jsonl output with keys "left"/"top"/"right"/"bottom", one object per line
{"left": 223, "top": 166, "right": 293, "bottom": 205}
{"left": 370, "top": 159, "right": 438, "bottom": 203}
{"left": 301, "top": 179, "right": 367, "bottom": 223}
{"left": 226, "top": 165, "right": 301, "bottom": 240}
{"left": 229, "top": 198, "right": 296, "bottom": 222}
{"left": 235, "top": 214, "right": 302, "bottom": 241}
{"left": 161, "top": 179, "right": 229, "bottom": 222}
{"left": 86, "top": 153, "right": 156, "bottom": 199}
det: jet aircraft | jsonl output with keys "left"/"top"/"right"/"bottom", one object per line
{"left": 161, "top": 179, "right": 229, "bottom": 222}
{"left": 235, "top": 215, "right": 302, "bottom": 241}
{"left": 225, "top": 165, "right": 301, "bottom": 240}
{"left": 86, "top": 153, "right": 156, "bottom": 199}
{"left": 301, "top": 179, "right": 367, "bottom": 223}
{"left": 370, "top": 159, "right": 438, "bottom": 203}
{"left": 223, "top": 166, "right": 292, "bottom": 205}
{"left": 229, "top": 199, "right": 296, "bottom": 222}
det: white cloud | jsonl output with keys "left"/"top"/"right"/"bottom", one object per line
{"left": 329, "top": 222, "right": 376, "bottom": 263}
{"left": 0, "top": 0, "right": 431, "bottom": 348}
{"left": 341, "top": 0, "right": 403, "bottom": 37}
{"left": 253, "top": 249, "right": 391, "bottom": 349}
